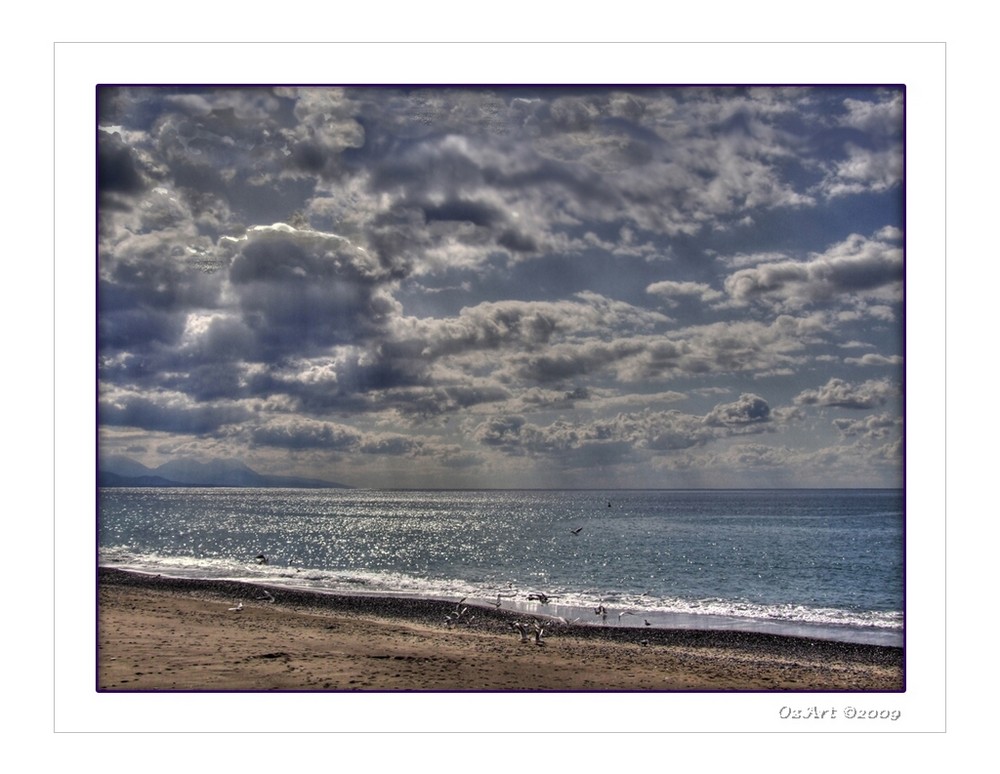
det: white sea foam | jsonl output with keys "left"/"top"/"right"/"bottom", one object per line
{"left": 99, "top": 487, "right": 904, "bottom": 646}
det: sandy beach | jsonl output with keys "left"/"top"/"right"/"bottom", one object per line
{"left": 98, "top": 567, "right": 903, "bottom": 692}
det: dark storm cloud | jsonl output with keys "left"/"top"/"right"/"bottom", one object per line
{"left": 99, "top": 393, "right": 251, "bottom": 435}
{"left": 236, "top": 353, "right": 427, "bottom": 415}
{"left": 99, "top": 131, "right": 147, "bottom": 198}
{"left": 98, "top": 289, "right": 187, "bottom": 351}
{"left": 223, "top": 225, "right": 401, "bottom": 353}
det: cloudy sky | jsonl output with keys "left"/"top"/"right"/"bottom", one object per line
{"left": 98, "top": 85, "right": 903, "bottom": 489}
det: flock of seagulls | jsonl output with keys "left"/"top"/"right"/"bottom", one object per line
{"left": 246, "top": 506, "right": 662, "bottom": 647}
{"left": 445, "top": 598, "right": 476, "bottom": 628}
{"left": 440, "top": 586, "right": 654, "bottom": 649}
{"left": 509, "top": 619, "right": 554, "bottom": 645}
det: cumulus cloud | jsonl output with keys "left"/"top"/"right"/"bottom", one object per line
{"left": 250, "top": 420, "right": 361, "bottom": 451}
{"left": 832, "top": 413, "right": 900, "bottom": 441}
{"left": 703, "top": 394, "right": 771, "bottom": 426}
{"left": 646, "top": 280, "right": 724, "bottom": 306}
{"left": 844, "top": 353, "right": 903, "bottom": 366}
{"left": 794, "top": 378, "right": 897, "bottom": 409}
{"left": 819, "top": 145, "right": 903, "bottom": 198}
{"left": 723, "top": 230, "right": 902, "bottom": 312}
{"left": 470, "top": 393, "right": 777, "bottom": 467}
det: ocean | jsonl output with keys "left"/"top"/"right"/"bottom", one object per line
{"left": 98, "top": 487, "right": 903, "bottom": 647}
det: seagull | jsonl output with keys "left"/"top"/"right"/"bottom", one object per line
{"left": 569, "top": 527, "right": 584, "bottom": 535}
{"left": 510, "top": 621, "right": 531, "bottom": 643}
{"left": 644, "top": 619, "right": 652, "bottom": 626}
{"left": 491, "top": 594, "right": 503, "bottom": 609}
{"left": 533, "top": 619, "right": 549, "bottom": 645}
{"left": 618, "top": 610, "right": 638, "bottom": 624}
{"left": 228, "top": 602, "right": 243, "bottom": 612}
{"left": 527, "top": 592, "right": 552, "bottom": 604}
{"left": 255, "top": 554, "right": 268, "bottom": 565}
{"left": 257, "top": 590, "right": 275, "bottom": 602}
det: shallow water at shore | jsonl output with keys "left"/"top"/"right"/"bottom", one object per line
{"left": 99, "top": 487, "right": 903, "bottom": 646}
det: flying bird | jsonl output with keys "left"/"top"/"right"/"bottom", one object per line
{"left": 228, "top": 602, "right": 243, "bottom": 612}
{"left": 445, "top": 598, "right": 473, "bottom": 627}
{"left": 527, "top": 592, "right": 552, "bottom": 604}
{"left": 618, "top": 610, "right": 638, "bottom": 624}
{"left": 257, "top": 590, "right": 275, "bottom": 602}
{"left": 569, "top": 527, "right": 584, "bottom": 535}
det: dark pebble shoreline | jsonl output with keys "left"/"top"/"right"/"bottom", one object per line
{"left": 99, "top": 567, "right": 903, "bottom": 670}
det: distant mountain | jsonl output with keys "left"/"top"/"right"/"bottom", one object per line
{"left": 98, "top": 471, "right": 195, "bottom": 488}
{"left": 98, "top": 456, "right": 350, "bottom": 489}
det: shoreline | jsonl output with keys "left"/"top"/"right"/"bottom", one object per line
{"left": 98, "top": 567, "right": 904, "bottom": 691}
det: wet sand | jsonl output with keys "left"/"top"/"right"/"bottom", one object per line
{"left": 98, "top": 568, "right": 903, "bottom": 692}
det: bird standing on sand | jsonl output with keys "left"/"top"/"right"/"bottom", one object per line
{"left": 228, "top": 602, "right": 243, "bottom": 612}
{"left": 510, "top": 621, "right": 531, "bottom": 643}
